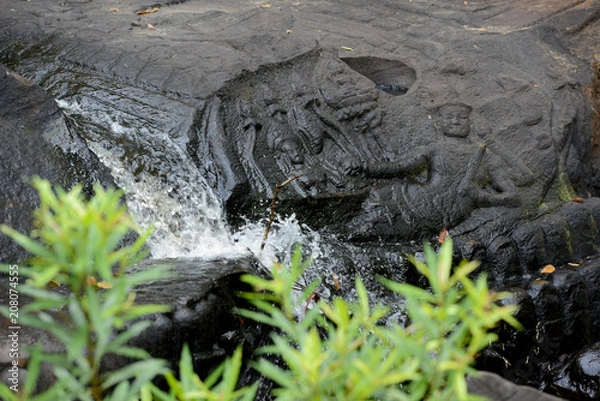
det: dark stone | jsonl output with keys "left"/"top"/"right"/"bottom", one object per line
{"left": 552, "top": 271, "right": 592, "bottom": 352}
{"left": 467, "top": 370, "right": 566, "bottom": 401}
{"left": 2, "top": 1, "right": 600, "bottom": 399}
{"left": 0, "top": 255, "right": 263, "bottom": 393}
{"left": 0, "top": 64, "right": 114, "bottom": 263}
{"left": 528, "top": 280, "right": 565, "bottom": 356}
{"left": 552, "top": 342, "right": 600, "bottom": 400}
{"left": 511, "top": 222, "right": 548, "bottom": 276}
{"left": 1, "top": 0, "right": 598, "bottom": 276}
{"left": 126, "top": 255, "right": 263, "bottom": 375}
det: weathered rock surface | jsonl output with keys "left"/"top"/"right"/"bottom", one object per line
{"left": 1, "top": 0, "right": 599, "bottom": 270}
{"left": 0, "top": 256, "right": 263, "bottom": 393}
{"left": 467, "top": 371, "right": 566, "bottom": 401}
{"left": 477, "top": 256, "right": 600, "bottom": 398}
{"left": 2, "top": 0, "right": 600, "bottom": 399}
{"left": 0, "top": 64, "right": 114, "bottom": 262}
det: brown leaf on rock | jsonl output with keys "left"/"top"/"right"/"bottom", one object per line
{"left": 108, "top": 8, "right": 119, "bottom": 12}
{"left": 541, "top": 264, "right": 555, "bottom": 274}
{"left": 147, "top": 23, "right": 155, "bottom": 30}
{"left": 136, "top": 7, "right": 159, "bottom": 15}
{"left": 572, "top": 197, "right": 585, "bottom": 203}
{"left": 438, "top": 228, "right": 449, "bottom": 244}
{"left": 331, "top": 273, "right": 341, "bottom": 290}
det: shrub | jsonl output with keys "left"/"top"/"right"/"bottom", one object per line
{"left": 0, "top": 178, "right": 170, "bottom": 401}
{"left": 0, "top": 178, "right": 521, "bottom": 401}
{"left": 238, "top": 241, "right": 522, "bottom": 401}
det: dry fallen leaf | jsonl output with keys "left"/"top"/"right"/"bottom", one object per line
{"left": 572, "top": 197, "right": 585, "bottom": 203}
{"left": 147, "top": 23, "right": 155, "bottom": 29}
{"left": 331, "top": 273, "right": 341, "bottom": 290}
{"left": 541, "top": 264, "right": 555, "bottom": 274}
{"left": 108, "top": 7, "right": 119, "bottom": 12}
{"left": 567, "top": 262, "right": 581, "bottom": 267}
{"left": 438, "top": 228, "right": 449, "bottom": 244}
{"left": 136, "top": 7, "right": 159, "bottom": 15}
{"left": 86, "top": 276, "right": 97, "bottom": 286}
{"left": 260, "top": 4, "right": 272, "bottom": 8}
{"left": 286, "top": 29, "right": 293, "bottom": 34}
{"left": 96, "top": 281, "right": 114, "bottom": 289}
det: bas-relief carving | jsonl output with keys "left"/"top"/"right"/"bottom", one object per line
{"left": 217, "top": 50, "right": 390, "bottom": 201}
{"left": 346, "top": 103, "right": 534, "bottom": 240}
{"left": 203, "top": 49, "right": 592, "bottom": 271}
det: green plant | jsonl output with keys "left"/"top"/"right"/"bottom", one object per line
{"left": 141, "top": 345, "right": 258, "bottom": 401}
{"left": 0, "top": 177, "right": 522, "bottom": 401}
{"left": 0, "top": 178, "right": 171, "bottom": 401}
{"left": 238, "top": 240, "right": 521, "bottom": 401}
{"left": 380, "top": 240, "right": 522, "bottom": 400}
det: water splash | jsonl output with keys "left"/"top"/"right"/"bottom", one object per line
{"left": 56, "top": 99, "right": 325, "bottom": 263}
{"left": 57, "top": 99, "right": 241, "bottom": 258}
{"left": 232, "top": 214, "right": 327, "bottom": 268}
{"left": 57, "top": 96, "right": 410, "bottom": 323}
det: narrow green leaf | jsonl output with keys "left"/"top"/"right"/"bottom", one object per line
{"left": 101, "top": 359, "right": 167, "bottom": 390}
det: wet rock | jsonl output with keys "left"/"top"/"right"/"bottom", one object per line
{"left": 552, "top": 342, "right": 600, "bottom": 400}
{"left": 1, "top": 2, "right": 599, "bottom": 276}
{"left": 0, "top": 64, "right": 114, "bottom": 263}
{"left": 478, "top": 257, "right": 600, "bottom": 399}
{"left": 0, "top": 255, "right": 263, "bottom": 393}
{"left": 467, "top": 370, "right": 566, "bottom": 401}
{"left": 2, "top": 0, "right": 600, "bottom": 399}
{"left": 118, "top": 255, "right": 263, "bottom": 376}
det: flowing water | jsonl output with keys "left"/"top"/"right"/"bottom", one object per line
{"left": 53, "top": 88, "right": 415, "bottom": 320}
{"left": 54, "top": 95, "right": 336, "bottom": 275}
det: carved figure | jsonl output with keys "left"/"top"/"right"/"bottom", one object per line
{"left": 236, "top": 100, "right": 272, "bottom": 194}
{"left": 347, "top": 103, "right": 524, "bottom": 239}
{"left": 268, "top": 132, "right": 351, "bottom": 197}
{"left": 311, "top": 52, "right": 390, "bottom": 162}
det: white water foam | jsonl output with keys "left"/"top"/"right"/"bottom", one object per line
{"left": 57, "top": 99, "right": 324, "bottom": 265}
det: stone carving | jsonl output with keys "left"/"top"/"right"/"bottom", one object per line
{"left": 213, "top": 49, "right": 391, "bottom": 204}
{"left": 346, "top": 103, "right": 527, "bottom": 240}
{"left": 3, "top": 1, "right": 600, "bottom": 397}
{"left": 200, "top": 47, "right": 598, "bottom": 279}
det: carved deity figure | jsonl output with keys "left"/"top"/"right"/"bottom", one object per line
{"left": 347, "top": 103, "right": 524, "bottom": 239}
{"left": 310, "top": 52, "right": 391, "bottom": 162}
{"left": 268, "top": 132, "right": 351, "bottom": 197}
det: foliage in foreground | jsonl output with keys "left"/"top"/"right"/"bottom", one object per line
{"left": 238, "top": 241, "right": 522, "bottom": 401}
{"left": 0, "top": 179, "right": 521, "bottom": 400}
{"left": 0, "top": 178, "right": 171, "bottom": 401}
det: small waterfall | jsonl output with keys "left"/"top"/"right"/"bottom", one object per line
{"left": 57, "top": 98, "right": 242, "bottom": 258}
{"left": 56, "top": 98, "right": 325, "bottom": 266}
{"left": 56, "top": 96, "right": 411, "bottom": 319}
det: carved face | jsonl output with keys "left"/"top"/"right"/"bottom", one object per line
{"left": 438, "top": 105, "right": 471, "bottom": 138}
{"left": 316, "top": 54, "right": 377, "bottom": 107}
{"left": 280, "top": 139, "right": 304, "bottom": 165}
